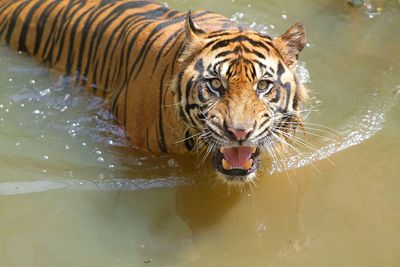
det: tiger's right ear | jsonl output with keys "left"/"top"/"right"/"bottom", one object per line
{"left": 179, "top": 11, "right": 206, "bottom": 64}
{"left": 184, "top": 11, "right": 205, "bottom": 40}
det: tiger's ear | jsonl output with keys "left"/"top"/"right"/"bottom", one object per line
{"left": 179, "top": 11, "right": 206, "bottom": 64}
{"left": 185, "top": 10, "right": 206, "bottom": 40}
{"left": 273, "top": 23, "right": 306, "bottom": 67}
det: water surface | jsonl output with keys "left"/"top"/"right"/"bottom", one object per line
{"left": 0, "top": 0, "right": 399, "bottom": 266}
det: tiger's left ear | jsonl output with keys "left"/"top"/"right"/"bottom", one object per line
{"left": 179, "top": 11, "right": 207, "bottom": 64}
{"left": 273, "top": 23, "right": 306, "bottom": 67}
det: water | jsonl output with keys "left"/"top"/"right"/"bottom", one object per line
{"left": 0, "top": 0, "right": 399, "bottom": 266}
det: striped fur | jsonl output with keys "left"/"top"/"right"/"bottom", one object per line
{"left": 0, "top": 0, "right": 308, "bottom": 181}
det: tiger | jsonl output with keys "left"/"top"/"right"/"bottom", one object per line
{"left": 0, "top": 0, "right": 308, "bottom": 183}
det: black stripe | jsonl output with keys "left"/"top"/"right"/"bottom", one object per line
{"left": 271, "top": 87, "right": 281, "bottom": 103}
{"left": 65, "top": 6, "right": 96, "bottom": 75}
{"left": 131, "top": 11, "right": 210, "bottom": 80}
{"left": 89, "top": 5, "right": 166, "bottom": 86}
{"left": 197, "top": 83, "right": 208, "bottom": 103}
{"left": 277, "top": 61, "right": 285, "bottom": 78}
{"left": 284, "top": 82, "right": 291, "bottom": 109}
{"left": 184, "top": 130, "right": 195, "bottom": 151}
{"left": 152, "top": 28, "right": 183, "bottom": 74}
{"left": 53, "top": 1, "right": 84, "bottom": 66}
{"left": 5, "top": 1, "right": 30, "bottom": 45}
{"left": 33, "top": 1, "right": 59, "bottom": 55}
{"left": 157, "top": 65, "right": 169, "bottom": 153}
{"left": 176, "top": 71, "right": 185, "bottom": 119}
{"left": 40, "top": 2, "right": 65, "bottom": 63}
{"left": 194, "top": 58, "right": 204, "bottom": 73}
{"left": 207, "top": 35, "right": 271, "bottom": 52}
{"left": 75, "top": 3, "right": 114, "bottom": 85}
{"left": 0, "top": 2, "right": 18, "bottom": 36}
{"left": 100, "top": 15, "right": 139, "bottom": 87}
{"left": 18, "top": 0, "right": 47, "bottom": 53}
{"left": 215, "top": 45, "right": 241, "bottom": 58}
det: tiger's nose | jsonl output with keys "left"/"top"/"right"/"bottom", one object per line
{"left": 227, "top": 127, "right": 254, "bottom": 141}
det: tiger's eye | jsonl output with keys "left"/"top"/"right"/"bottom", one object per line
{"left": 257, "top": 80, "right": 269, "bottom": 91}
{"left": 257, "top": 80, "right": 273, "bottom": 95}
{"left": 211, "top": 79, "right": 222, "bottom": 89}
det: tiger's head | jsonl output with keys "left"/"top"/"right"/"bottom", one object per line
{"left": 175, "top": 13, "right": 308, "bottom": 183}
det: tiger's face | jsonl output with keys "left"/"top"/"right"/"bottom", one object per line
{"left": 177, "top": 14, "right": 308, "bottom": 183}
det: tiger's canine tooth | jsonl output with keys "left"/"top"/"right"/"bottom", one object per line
{"left": 220, "top": 147, "right": 225, "bottom": 153}
{"left": 243, "top": 159, "right": 253, "bottom": 170}
{"left": 251, "top": 147, "right": 257, "bottom": 153}
{"left": 222, "top": 159, "right": 231, "bottom": 170}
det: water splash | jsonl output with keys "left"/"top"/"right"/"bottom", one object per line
{"left": 0, "top": 177, "right": 191, "bottom": 196}
{"left": 271, "top": 87, "right": 399, "bottom": 173}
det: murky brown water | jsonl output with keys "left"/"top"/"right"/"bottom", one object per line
{"left": 1, "top": 0, "right": 399, "bottom": 266}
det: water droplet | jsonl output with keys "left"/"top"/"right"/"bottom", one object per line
{"left": 96, "top": 150, "right": 102, "bottom": 155}
{"left": 39, "top": 88, "right": 51, "bottom": 96}
{"left": 281, "top": 14, "right": 287, "bottom": 19}
{"left": 167, "top": 159, "right": 178, "bottom": 167}
{"left": 43, "top": 155, "right": 49, "bottom": 160}
{"left": 33, "top": 109, "right": 40, "bottom": 114}
{"left": 16, "top": 142, "right": 20, "bottom": 147}
{"left": 30, "top": 79, "right": 36, "bottom": 85}
{"left": 5, "top": 109, "right": 9, "bottom": 113}
{"left": 0, "top": 104, "right": 3, "bottom": 108}
{"left": 20, "top": 103, "right": 24, "bottom": 107}
{"left": 8, "top": 78, "right": 12, "bottom": 82}
{"left": 60, "top": 106, "right": 68, "bottom": 112}
{"left": 82, "top": 142, "right": 87, "bottom": 146}
{"left": 65, "top": 145, "right": 70, "bottom": 150}
{"left": 42, "top": 169, "right": 47, "bottom": 173}
{"left": 108, "top": 164, "right": 115, "bottom": 169}
{"left": 97, "top": 156, "right": 105, "bottom": 162}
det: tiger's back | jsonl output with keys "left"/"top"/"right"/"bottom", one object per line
{"left": 0, "top": 0, "right": 233, "bottom": 153}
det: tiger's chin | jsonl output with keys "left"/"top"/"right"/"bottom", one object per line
{"left": 212, "top": 146, "right": 260, "bottom": 184}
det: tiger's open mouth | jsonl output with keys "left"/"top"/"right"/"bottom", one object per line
{"left": 212, "top": 146, "right": 260, "bottom": 180}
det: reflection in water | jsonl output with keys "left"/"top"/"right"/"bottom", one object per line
{"left": 175, "top": 170, "right": 313, "bottom": 266}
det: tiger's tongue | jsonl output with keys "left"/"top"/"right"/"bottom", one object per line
{"left": 223, "top": 147, "right": 253, "bottom": 168}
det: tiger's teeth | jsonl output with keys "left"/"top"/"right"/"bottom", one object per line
{"left": 222, "top": 159, "right": 231, "bottom": 170}
{"left": 220, "top": 147, "right": 225, "bottom": 153}
{"left": 251, "top": 147, "right": 257, "bottom": 153}
{"left": 243, "top": 159, "right": 253, "bottom": 170}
